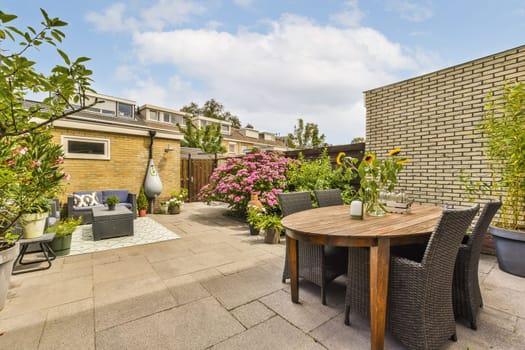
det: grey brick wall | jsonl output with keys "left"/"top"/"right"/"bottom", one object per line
{"left": 365, "top": 46, "right": 525, "bottom": 253}
{"left": 365, "top": 45, "right": 525, "bottom": 209}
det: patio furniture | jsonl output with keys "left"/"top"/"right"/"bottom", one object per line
{"left": 92, "top": 206, "right": 134, "bottom": 241}
{"left": 314, "top": 189, "right": 344, "bottom": 207}
{"left": 12, "top": 232, "right": 56, "bottom": 275}
{"left": 343, "top": 204, "right": 479, "bottom": 350}
{"left": 278, "top": 191, "right": 347, "bottom": 305}
{"left": 453, "top": 201, "right": 501, "bottom": 330}
{"left": 68, "top": 190, "right": 137, "bottom": 224}
{"left": 282, "top": 204, "right": 443, "bottom": 350}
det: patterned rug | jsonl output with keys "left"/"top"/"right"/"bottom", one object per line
{"left": 67, "top": 217, "right": 180, "bottom": 256}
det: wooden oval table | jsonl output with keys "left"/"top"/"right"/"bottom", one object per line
{"left": 281, "top": 204, "right": 443, "bottom": 350}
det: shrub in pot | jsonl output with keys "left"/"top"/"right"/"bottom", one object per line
{"left": 46, "top": 217, "right": 82, "bottom": 256}
{"left": 246, "top": 207, "right": 264, "bottom": 235}
{"left": 256, "top": 214, "right": 283, "bottom": 244}
{"left": 105, "top": 195, "right": 120, "bottom": 211}
{"left": 19, "top": 197, "right": 51, "bottom": 239}
{"left": 137, "top": 187, "right": 148, "bottom": 216}
{"left": 481, "top": 82, "right": 525, "bottom": 277}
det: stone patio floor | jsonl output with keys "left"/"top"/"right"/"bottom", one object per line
{"left": 1, "top": 202, "right": 524, "bottom": 349}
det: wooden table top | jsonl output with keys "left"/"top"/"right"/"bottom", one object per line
{"left": 282, "top": 204, "right": 443, "bottom": 246}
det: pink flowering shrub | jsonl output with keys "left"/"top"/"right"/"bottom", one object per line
{"left": 199, "top": 151, "right": 297, "bottom": 214}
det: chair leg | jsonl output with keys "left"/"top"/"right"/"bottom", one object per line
{"left": 321, "top": 285, "right": 326, "bottom": 305}
{"left": 450, "top": 333, "right": 457, "bottom": 342}
{"left": 470, "top": 321, "right": 477, "bottom": 330}
{"left": 344, "top": 306, "right": 351, "bottom": 326}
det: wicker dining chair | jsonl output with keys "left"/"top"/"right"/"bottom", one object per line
{"left": 344, "top": 204, "right": 479, "bottom": 350}
{"left": 314, "top": 189, "right": 344, "bottom": 207}
{"left": 453, "top": 201, "right": 501, "bottom": 330}
{"left": 279, "top": 191, "right": 347, "bottom": 305}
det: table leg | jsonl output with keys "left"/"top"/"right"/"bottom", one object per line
{"left": 369, "top": 238, "right": 390, "bottom": 350}
{"left": 287, "top": 234, "right": 299, "bottom": 303}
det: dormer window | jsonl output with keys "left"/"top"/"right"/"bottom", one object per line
{"left": 221, "top": 124, "right": 230, "bottom": 134}
{"left": 118, "top": 102, "right": 133, "bottom": 118}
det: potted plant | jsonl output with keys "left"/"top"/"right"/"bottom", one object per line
{"left": 19, "top": 197, "right": 51, "bottom": 239}
{"left": 137, "top": 187, "right": 148, "bottom": 217}
{"left": 159, "top": 200, "right": 169, "bottom": 214}
{"left": 168, "top": 189, "right": 187, "bottom": 214}
{"left": 105, "top": 195, "right": 120, "bottom": 211}
{"left": 481, "top": 82, "right": 525, "bottom": 277}
{"left": 46, "top": 217, "right": 82, "bottom": 256}
{"left": 246, "top": 206, "right": 263, "bottom": 235}
{"left": 256, "top": 214, "right": 283, "bottom": 244}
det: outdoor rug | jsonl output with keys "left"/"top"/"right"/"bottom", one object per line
{"left": 68, "top": 217, "right": 180, "bottom": 256}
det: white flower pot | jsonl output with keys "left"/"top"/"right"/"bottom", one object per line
{"left": 20, "top": 212, "right": 48, "bottom": 239}
{"left": 0, "top": 242, "right": 19, "bottom": 310}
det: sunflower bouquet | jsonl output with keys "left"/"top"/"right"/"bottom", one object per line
{"left": 336, "top": 148, "right": 410, "bottom": 215}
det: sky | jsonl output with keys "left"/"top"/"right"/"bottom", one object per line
{"left": 3, "top": 1, "right": 525, "bottom": 145}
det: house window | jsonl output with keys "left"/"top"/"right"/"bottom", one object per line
{"left": 228, "top": 143, "right": 236, "bottom": 153}
{"left": 163, "top": 112, "right": 171, "bottom": 123}
{"left": 221, "top": 124, "right": 230, "bottom": 134}
{"left": 118, "top": 102, "right": 133, "bottom": 118}
{"left": 150, "top": 110, "right": 159, "bottom": 121}
{"left": 241, "top": 146, "right": 248, "bottom": 154}
{"left": 62, "top": 135, "right": 110, "bottom": 160}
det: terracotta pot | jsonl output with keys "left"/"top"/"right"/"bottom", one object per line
{"left": 139, "top": 209, "right": 147, "bottom": 217}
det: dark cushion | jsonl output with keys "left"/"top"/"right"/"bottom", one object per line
{"left": 102, "top": 190, "right": 129, "bottom": 204}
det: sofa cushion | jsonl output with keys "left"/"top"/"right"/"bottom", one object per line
{"left": 102, "top": 190, "right": 129, "bottom": 204}
{"left": 73, "top": 192, "right": 101, "bottom": 208}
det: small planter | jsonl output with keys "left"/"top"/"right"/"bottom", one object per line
{"left": 20, "top": 212, "right": 48, "bottom": 239}
{"left": 159, "top": 203, "right": 169, "bottom": 214}
{"left": 489, "top": 226, "right": 525, "bottom": 277}
{"left": 0, "top": 242, "right": 19, "bottom": 310}
{"left": 264, "top": 228, "right": 280, "bottom": 244}
{"left": 169, "top": 205, "right": 181, "bottom": 214}
{"left": 107, "top": 203, "right": 116, "bottom": 211}
{"left": 138, "top": 209, "right": 147, "bottom": 217}
{"left": 51, "top": 235, "right": 72, "bottom": 256}
{"left": 249, "top": 224, "right": 260, "bottom": 236}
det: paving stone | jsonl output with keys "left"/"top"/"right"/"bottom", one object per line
{"left": 96, "top": 297, "right": 244, "bottom": 350}
{"left": 231, "top": 300, "right": 275, "bottom": 328}
{"left": 0, "top": 310, "right": 46, "bottom": 349}
{"left": 94, "top": 273, "right": 176, "bottom": 331}
{"left": 212, "top": 315, "right": 324, "bottom": 350}
{"left": 260, "top": 288, "right": 342, "bottom": 333}
{"left": 202, "top": 265, "right": 283, "bottom": 310}
{"left": 93, "top": 255, "right": 156, "bottom": 284}
{"left": 164, "top": 274, "right": 210, "bottom": 306}
{"left": 39, "top": 298, "right": 95, "bottom": 350}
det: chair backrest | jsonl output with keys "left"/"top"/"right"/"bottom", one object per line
{"left": 467, "top": 201, "right": 502, "bottom": 260}
{"left": 314, "top": 189, "right": 343, "bottom": 207}
{"left": 278, "top": 191, "right": 313, "bottom": 217}
{"left": 422, "top": 204, "right": 480, "bottom": 271}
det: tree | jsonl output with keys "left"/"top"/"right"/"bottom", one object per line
{"left": 351, "top": 137, "right": 365, "bottom": 144}
{"left": 286, "top": 118, "right": 326, "bottom": 149}
{"left": 177, "top": 117, "right": 226, "bottom": 154}
{"left": 0, "top": 9, "right": 95, "bottom": 247}
{"left": 180, "top": 99, "right": 241, "bottom": 128}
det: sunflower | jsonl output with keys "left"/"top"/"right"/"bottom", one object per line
{"left": 396, "top": 158, "right": 410, "bottom": 164}
{"left": 336, "top": 152, "right": 346, "bottom": 165}
{"left": 388, "top": 148, "right": 401, "bottom": 156}
{"left": 364, "top": 154, "right": 375, "bottom": 164}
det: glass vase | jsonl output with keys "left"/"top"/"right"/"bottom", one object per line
{"left": 366, "top": 189, "right": 386, "bottom": 217}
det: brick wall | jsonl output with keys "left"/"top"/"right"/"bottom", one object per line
{"left": 52, "top": 128, "right": 181, "bottom": 207}
{"left": 365, "top": 46, "right": 525, "bottom": 253}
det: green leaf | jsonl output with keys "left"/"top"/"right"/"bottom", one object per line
{"left": 56, "top": 49, "right": 70, "bottom": 65}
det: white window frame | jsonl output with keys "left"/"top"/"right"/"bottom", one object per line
{"left": 228, "top": 142, "right": 237, "bottom": 154}
{"left": 62, "top": 135, "right": 110, "bottom": 160}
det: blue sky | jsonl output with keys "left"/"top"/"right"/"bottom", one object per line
{"left": 4, "top": 1, "right": 525, "bottom": 144}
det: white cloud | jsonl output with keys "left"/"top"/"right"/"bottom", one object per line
{"left": 330, "top": 0, "right": 364, "bottom": 27}
{"left": 85, "top": 0, "right": 206, "bottom": 33}
{"left": 85, "top": 3, "right": 138, "bottom": 33}
{"left": 128, "top": 14, "right": 437, "bottom": 144}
